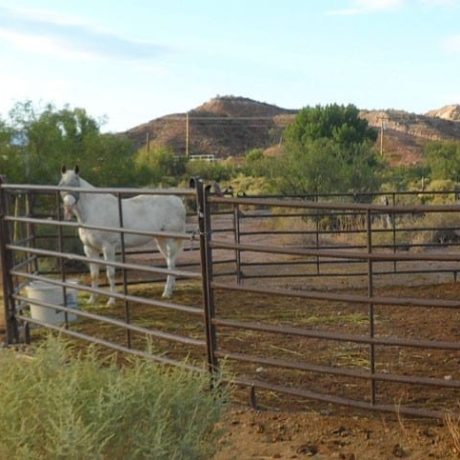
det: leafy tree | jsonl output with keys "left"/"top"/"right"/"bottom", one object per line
{"left": 285, "top": 103, "right": 377, "bottom": 149}
{"left": 0, "top": 118, "right": 22, "bottom": 182}
{"left": 135, "top": 145, "right": 187, "bottom": 186}
{"left": 277, "top": 104, "right": 381, "bottom": 195}
{"left": 382, "top": 164, "right": 430, "bottom": 191}
{"left": 424, "top": 140, "right": 460, "bottom": 181}
{"left": 242, "top": 148, "right": 278, "bottom": 179}
{"left": 0, "top": 101, "right": 137, "bottom": 186}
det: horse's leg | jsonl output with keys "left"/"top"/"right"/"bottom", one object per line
{"left": 155, "top": 237, "right": 182, "bottom": 298}
{"left": 84, "top": 245, "right": 100, "bottom": 304}
{"left": 102, "top": 244, "right": 116, "bottom": 306}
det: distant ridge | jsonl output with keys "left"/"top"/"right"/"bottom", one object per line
{"left": 123, "top": 97, "right": 460, "bottom": 166}
{"left": 426, "top": 104, "right": 460, "bottom": 121}
{"left": 124, "top": 96, "right": 296, "bottom": 158}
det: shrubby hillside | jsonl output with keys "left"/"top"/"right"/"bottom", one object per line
{"left": 124, "top": 96, "right": 460, "bottom": 166}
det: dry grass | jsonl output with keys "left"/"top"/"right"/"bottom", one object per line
{"left": 445, "top": 409, "right": 460, "bottom": 456}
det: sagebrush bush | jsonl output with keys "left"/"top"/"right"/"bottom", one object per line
{"left": 0, "top": 336, "right": 226, "bottom": 460}
{"left": 410, "top": 211, "right": 460, "bottom": 249}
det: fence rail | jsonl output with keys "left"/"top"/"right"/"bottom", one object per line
{"left": 1, "top": 181, "right": 460, "bottom": 419}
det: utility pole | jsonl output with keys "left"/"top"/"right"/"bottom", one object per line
{"left": 146, "top": 132, "right": 150, "bottom": 152}
{"left": 185, "top": 113, "right": 190, "bottom": 158}
{"left": 377, "top": 115, "right": 389, "bottom": 156}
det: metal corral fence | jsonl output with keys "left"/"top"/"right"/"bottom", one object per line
{"left": 1, "top": 180, "right": 460, "bottom": 419}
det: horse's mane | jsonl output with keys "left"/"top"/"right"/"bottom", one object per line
{"left": 78, "top": 177, "right": 95, "bottom": 189}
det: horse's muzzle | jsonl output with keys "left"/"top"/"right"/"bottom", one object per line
{"left": 62, "top": 194, "right": 77, "bottom": 220}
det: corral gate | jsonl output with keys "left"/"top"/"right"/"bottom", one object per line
{"left": 1, "top": 178, "right": 460, "bottom": 419}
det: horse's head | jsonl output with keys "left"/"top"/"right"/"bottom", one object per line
{"left": 59, "top": 165, "right": 81, "bottom": 220}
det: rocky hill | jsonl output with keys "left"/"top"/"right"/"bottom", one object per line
{"left": 361, "top": 108, "right": 460, "bottom": 165}
{"left": 123, "top": 97, "right": 460, "bottom": 166}
{"left": 125, "top": 96, "right": 296, "bottom": 158}
{"left": 426, "top": 104, "right": 460, "bottom": 121}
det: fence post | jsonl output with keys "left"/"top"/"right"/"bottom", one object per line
{"left": 314, "top": 193, "right": 320, "bottom": 275}
{"left": 195, "top": 179, "right": 219, "bottom": 374}
{"left": 55, "top": 190, "right": 70, "bottom": 328}
{"left": 391, "top": 192, "right": 397, "bottom": 273}
{"left": 0, "top": 178, "right": 19, "bottom": 344}
{"left": 117, "top": 192, "right": 131, "bottom": 349}
{"left": 233, "top": 203, "right": 242, "bottom": 285}
{"left": 366, "top": 208, "right": 376, "bottom": 405}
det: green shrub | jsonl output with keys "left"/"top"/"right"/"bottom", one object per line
{"left": 185, "top": 160, "right": 235, "bottom": 182}
{"left": 0, "top": 336, "right": 226, "bottom": 460}
{"left": 410, "top": 211, "right": 460, "bottom": 249}
{"left": 226, "top": 173, "right": 275, "bottom": 196}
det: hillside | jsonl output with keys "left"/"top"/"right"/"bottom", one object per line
{"left": 426, "top": 104, "right": 460, "bottom": 121}
{"left": 125, "top": 96, "right": 296, "bottom": 158}
{"left": 361, "top": 108, "right": 460, "bottom": 165}
{"left": 124, "top": 97, "right": 460, "bottom": 166}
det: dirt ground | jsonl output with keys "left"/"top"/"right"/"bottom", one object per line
{"left": 213, "top": 406, "right": 459, "bottom": 459}
{"left": 17, "top": 280, "right": 458, "bottom": 459}
{"left": 5, "top": 209, "right": 460, "bottom": 458}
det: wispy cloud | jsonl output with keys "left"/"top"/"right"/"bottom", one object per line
{"left": 327, "top": 0, "right": 404, "bottom": 16}
{"left": 327, "top": 0, "right": 457, "bottom": 15}
{"left": 0, "top": 4, "right": 169, "bottom": 62}
{"left": 420, "top": 0, "right": 458, "bottom": 6}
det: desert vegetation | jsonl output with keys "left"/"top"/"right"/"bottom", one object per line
{"left": 2, "top": 100, "right": 460, "bottom": 458}
{"left": 0, "top": 100, "right": 459, "bottom": 197}
{"left": 0, "top": 335, "right": 226, "bottom": 460}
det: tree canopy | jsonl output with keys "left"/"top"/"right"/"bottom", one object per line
{"left": 0, "top": 101, "right": 137, "bottom": 186}
{"left": 276, "top": 104, "right": 381, "bottom": 195}
{"left": 284, "top": 103, "right": 377, "bottom": 149}
{"left": 424, "top": 140, "right": 460, "bottom": 182}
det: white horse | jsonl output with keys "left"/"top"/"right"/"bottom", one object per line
{"left": 59, "top": 165, "right": 186, "bottom": 305}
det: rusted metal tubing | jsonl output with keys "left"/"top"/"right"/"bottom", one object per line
{"left": 209, "top": 194, "right": 460, "bottom": 214}
{"left": 10, "top": 235, "right": 35, "bottom": 245}
{"left": 211, "top": 281, "right": 460, "bottom": 310}
{"left": 214, "top": 350, "right": 460, "bottom": 388}
{"left": 366, "top": 208, "right": 376, "bottom": 405}
{"left": 238, "top": 268, "right": 460, "bottom": 280}
{"left": 196, "top": 179, "right": 219, "bottom": 373}
{"left": 14, "top": 294, "right": 205, "bottom": 346}
{"left": 8, "top": 245, "right": 202, "bottom": 279}
{"left": 6, "top": 216, "right": 196, "bottom": 241}
{"left": 210, "top": 240, "right": 460, "bottom": 263}
{"left": 228, "top": 376, "right": 444, "bottom": 419}
{"left": 15, "top": 316, "right": 206, "bottom": 371}
{"left": 1, "top": 183, "right": 196, "bottom": 197}
{"left": 240, "top": 229, "right": 366, "bottom": 236}
{"left": 116, "top": 192, "right": 132, "bottom": 348}
{"left": 12, "top": 272, "right": 204, "bottom": 316}
{"left": 242, "top": 189, "right": 457, "bottom": 200}
{"left": 10, "top": 255, "right": 37, "bottom": 272}
{"left": 211, "top": 317, "right": 460, "bottom": 350}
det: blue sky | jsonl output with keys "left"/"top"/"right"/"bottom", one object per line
{"left": 0, "top": 0, "right": 459, "bottom": 132}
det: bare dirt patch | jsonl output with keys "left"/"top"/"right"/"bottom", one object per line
{"left": 23, "top": 280, "right": 457, "bottom": 459}
{"left": 6, "top": 207, "right": 460, "bottom": 458}
{"left": 213, "top": 407, "right": 458, "bottom": 459}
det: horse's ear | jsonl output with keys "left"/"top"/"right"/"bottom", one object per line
{"left": 61, "top": 165, "right": 67, "bottom": 174}
{"left": 74, "top": 165, "right": 80, "bottom": 175}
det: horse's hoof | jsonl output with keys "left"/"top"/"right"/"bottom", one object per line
{"left": 161, "top": 291, "right": 172, "bottom": 299}
{"left": 87, "top": 296, "right": 96, "bottom": 305}
{"left": 106, "top": 299, "right": 116, "bottom": 307}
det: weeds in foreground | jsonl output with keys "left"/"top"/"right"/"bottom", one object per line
{"left": 445, "top": 409, "right": 460, "bottom": 455}
{"left": 0, "top": 335, "right": 226, "bottom": 460}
